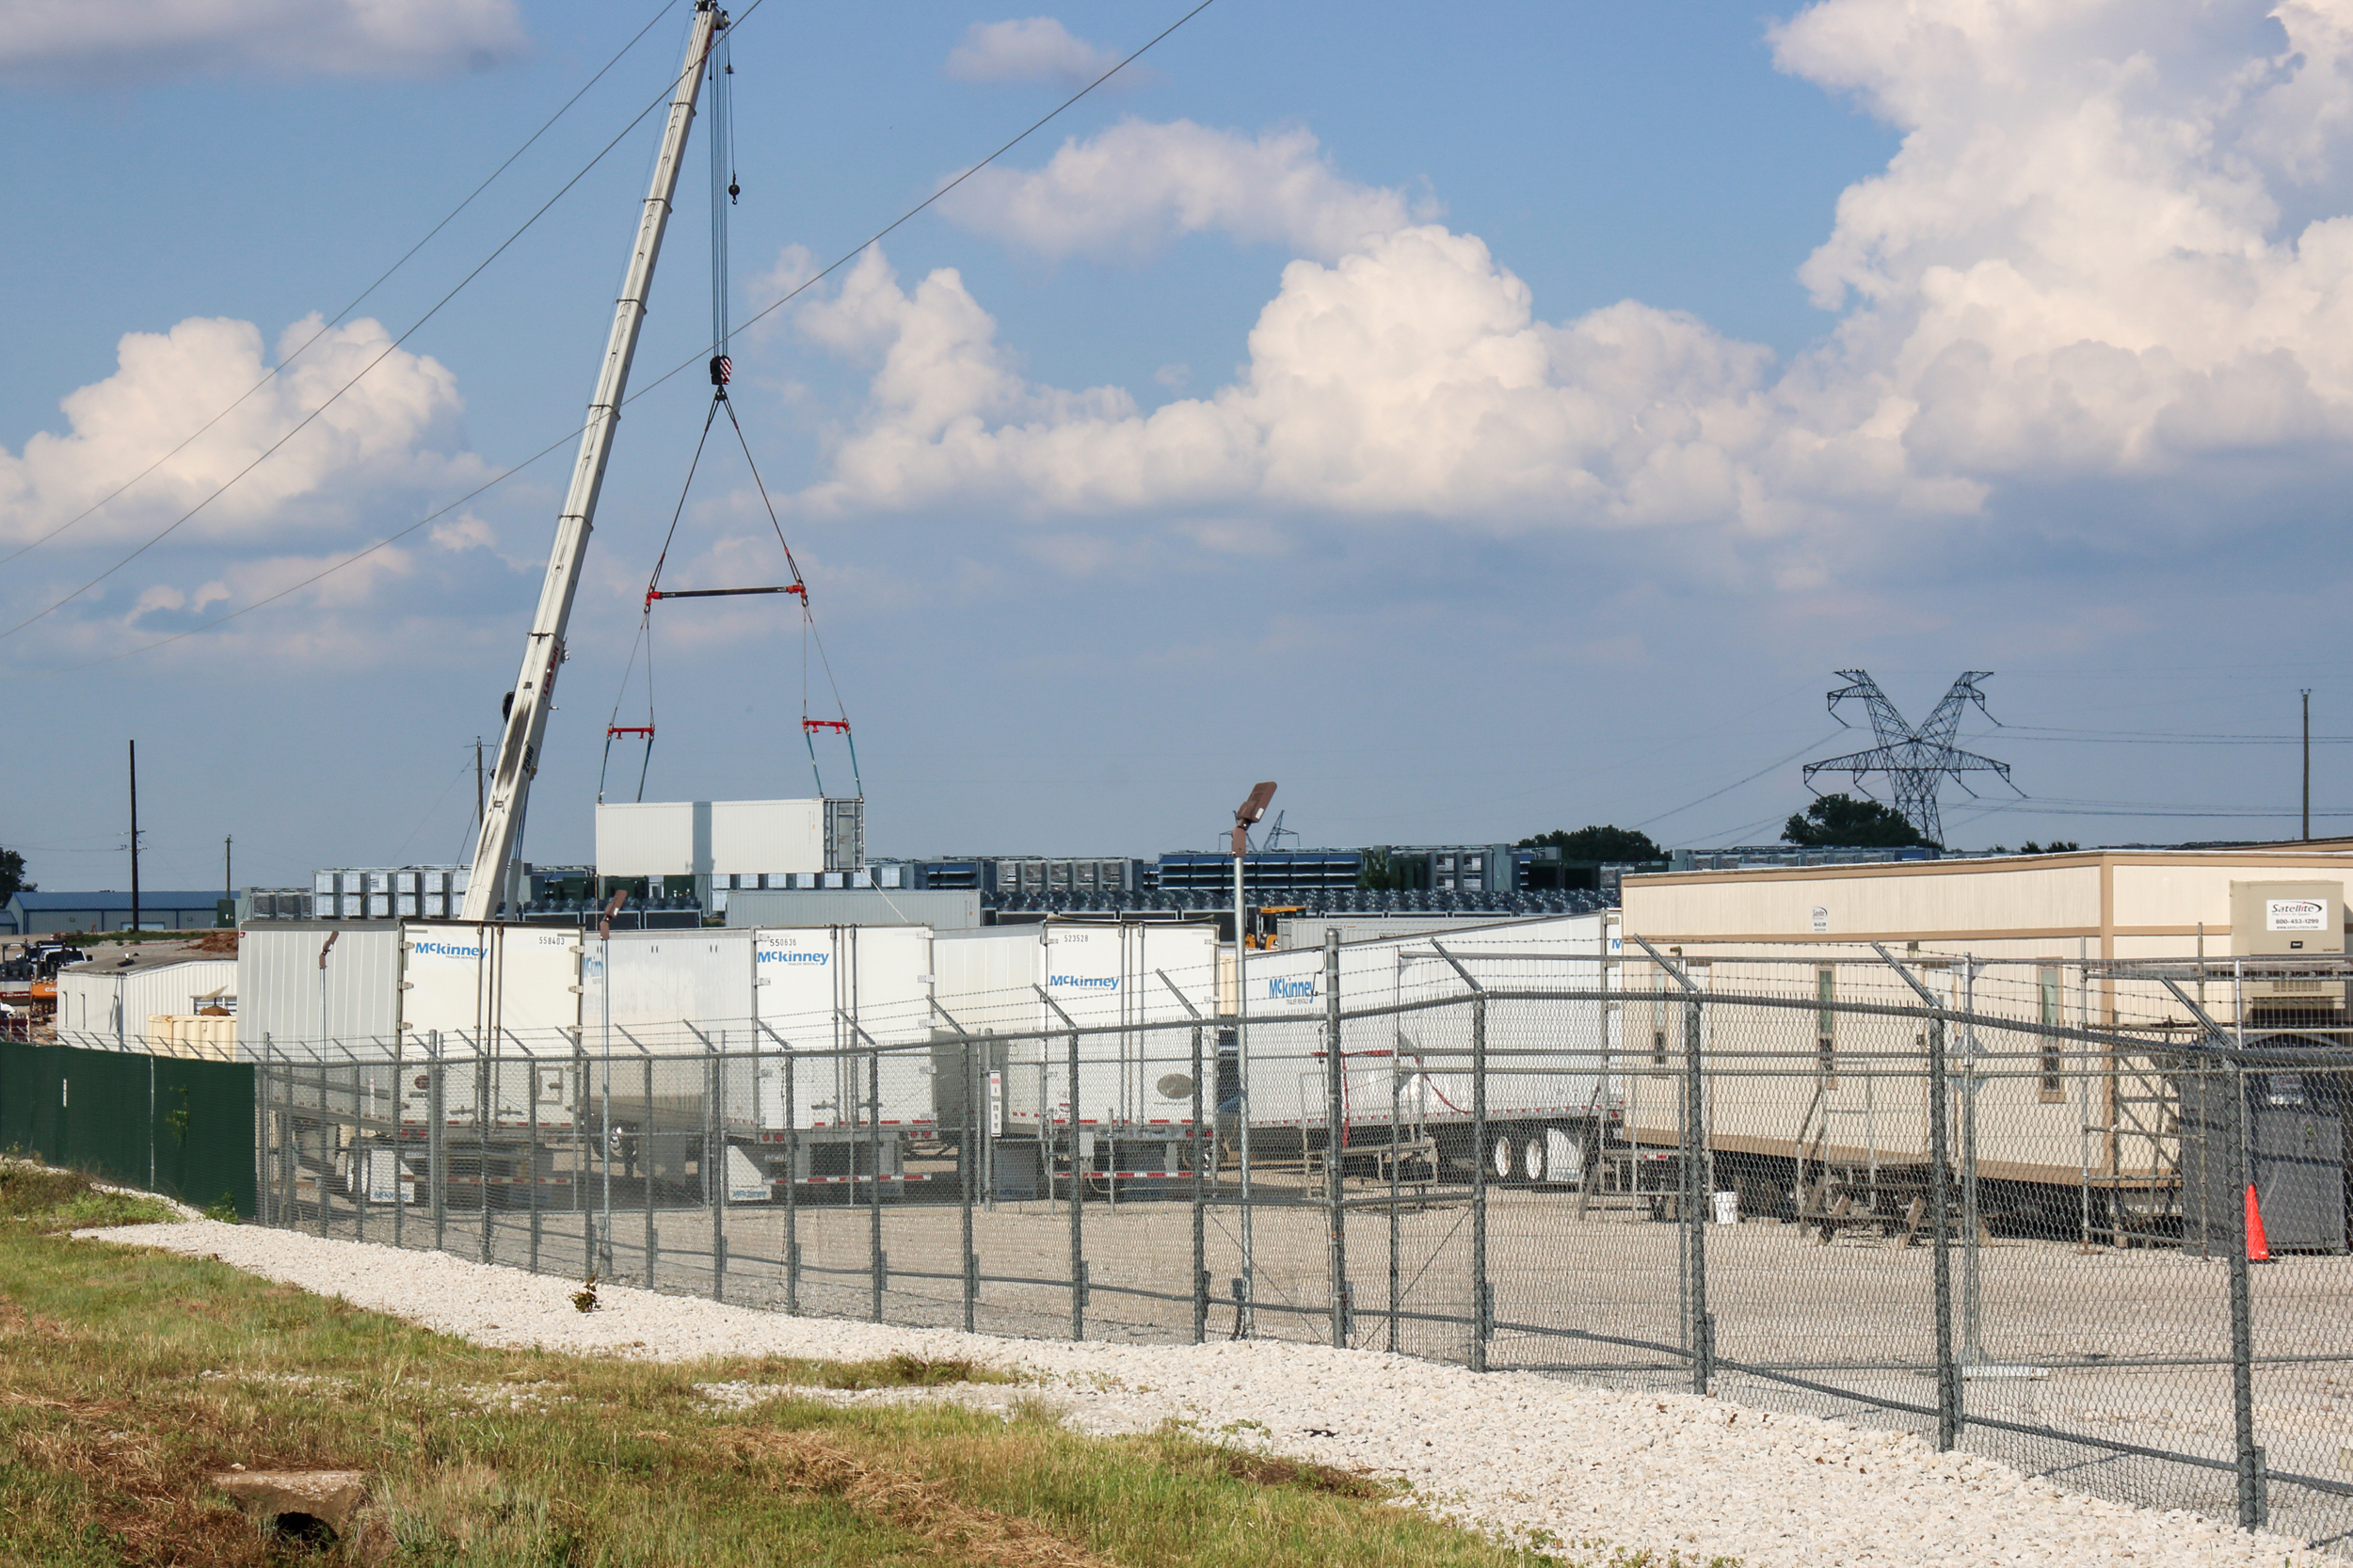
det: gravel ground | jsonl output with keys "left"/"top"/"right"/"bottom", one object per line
{"left": 81, "top": 1220, "right": 2324, "bottom": 1568}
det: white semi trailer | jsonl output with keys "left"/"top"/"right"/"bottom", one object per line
{"left": 1239, "top": 913, "right": 1625, "bottom": 1184}
{"left": 243, "top": 920, "right": 957, "bottom": 1205}
{"left": 932, "top": 920, "right": 1221, "bottom": 1197}
{"left": 248, "top": 914, "right": 1330, "bottom": 1206}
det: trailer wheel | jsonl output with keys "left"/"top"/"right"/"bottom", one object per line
{"left": 1488, "top": 1130, "right": 1517, "bottom": 1185}
{"left": 1520, "top": 1133, "right": 1551, "bottom": 1184}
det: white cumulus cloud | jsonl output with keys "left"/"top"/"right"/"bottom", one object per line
{"left": 791, "top": 2, "right": 2353, "bottom": 552}
{"left": 0, "top": 313, "right": 486, "bottom": 547}
{"left": 944, "top": 17, "right": 1121, "bottom": 85}
{"left": 937, "top": 119, "right": 1423, "bottom": 262}
{"left": 0, "top": 0, "right": 525, "bottom": 85}
{"left": 790, "top": 231, "right": 1770, "bottom": 524}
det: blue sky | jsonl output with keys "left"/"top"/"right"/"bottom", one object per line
{"left": 7, "top": 0, "right": 2353, "bottom": 893}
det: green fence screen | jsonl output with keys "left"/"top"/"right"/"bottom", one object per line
{"left": 0, "top": 1039, "right": 255, "bottom": 1218}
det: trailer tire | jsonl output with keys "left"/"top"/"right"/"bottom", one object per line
{"left": 1521, "top": 1132, "right": 1551, "bottom": 1184}
{"left": 1488, "top": 1129, "right": 1517, "bottom": 1186}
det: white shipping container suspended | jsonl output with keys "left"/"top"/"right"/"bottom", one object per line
{"left": 595, "top": 797, "right": 864, "bottom": 878}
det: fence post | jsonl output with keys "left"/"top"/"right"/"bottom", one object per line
{"left": 783, "top": 1042, "right": 799, "bottom": 1314}
{"left": 1192, "top": 1018, "right": 1208, "bottom": 1345}
{"left": 256, "top": 1039, "right": 270, "bottom": 1228}
{"left": 2161, "top": 968, "right": 2265, "bottom": 1530}
{"left": 1685, "top": 984, "right": 1711, "bottom": 1394}
{"left": 1428, "top": 942, "right": 1491, "bottom": 1370}
{"left": 353, "top": 1064, "right": 369, "bottom": 1246}
{"left": 1632, "top": 936, "right": 1715, "bottom": 1397}
{"left": 1388, "top": 1014, "right": 1402, "bottom": 1354}
{"left": 1877, "top": 943, "right": 1960, "bottom": 1448}
{"left": 392, "top": 1028, "right": 404, "bottom": 1252}
{"left": 479, "top": 1031, "right": 494, "bottom": 1265}
{"left": 960, "top": 1031, "right": 977, "bottom": 1334}
{"left": 429, "top": 1031, "right": 446, "bottom": 1254}
{"left": 869, "top": 1044, "right": 885, "bottom": 1323}
{"left": 1467, "top": 992, "right": 1490, "bottom": 1370}
{"left": 285, "top": 1063, "right": 299, "bottom": 1235}
{"left": 581, "top": 1034, "right": 597, "bottom": 1278}
{"left": 1325, "top": 930, "right": 1347, "bottom": 1349}
{"left": 643, "top": 1053, "right": 657, "bottom": 1288}
{"left": 1069, "top": 1021, "right": 1084, "bottom": 1341}
{"left": 256, "top": 1046, "right": 271, "bottom": 1228}
{"left": 711, "top": 1032, "right": 728, "bottom": 1304}
{"left": 2228, "top": 1040, "right": 2264, "bottom": 1528}
{"left": 527, "top": 1045, "right": 542, "bottom": 1274}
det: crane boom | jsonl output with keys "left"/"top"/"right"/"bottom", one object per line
{"left": 461, "top": 2, "right": 722, "bottom": 922}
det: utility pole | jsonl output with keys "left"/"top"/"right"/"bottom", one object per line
{"left": 474, "top": 737, "right": 486, "bottom": 834}
{"left": 128, "top": 740, "right": 140, "bottom": 935}
{"left": 224, "top": 836, "right": 233, "bottom": 902}
{"left": 2301, "top": 690, "right": 2312, "bottom": 842}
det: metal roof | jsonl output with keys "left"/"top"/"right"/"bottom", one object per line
{"left": 8, "top": 890, "right": 224, "bottom": 910}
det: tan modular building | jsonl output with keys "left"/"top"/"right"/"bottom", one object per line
{"left": 1625, "top": 846, "right": 2353, "bottom": 968}
{"left": 1615, "top": 848, "right": 2353, "bottom": 1240}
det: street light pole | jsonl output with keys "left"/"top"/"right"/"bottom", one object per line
{"left": 1230, "top": 781, "right": 1275, "bottom": 1337}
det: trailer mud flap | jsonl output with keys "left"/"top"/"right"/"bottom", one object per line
{"left": 726, "top": 1144, "right": 771, "bottom": 1203}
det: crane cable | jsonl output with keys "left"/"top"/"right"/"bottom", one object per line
{"left": 0, "top": 0, "right": 684, "bottom": 574}
{"left": 600, "top": 17, "right": 859, "bottom": 804}
{"left": 3, "top": 0, "right": 1220, "bottom": 684}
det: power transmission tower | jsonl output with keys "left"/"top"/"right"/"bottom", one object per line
{"left": 1801, "top": 670, "right": 2017, "bottom": 845}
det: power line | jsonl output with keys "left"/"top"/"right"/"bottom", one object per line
{"left": 1958, "top": 798, "right": 2353, "bottom": 820}
{"left": 0, "top": 0, "right": 1222, "bottom": 680}
{"left": 0, "top": 0, "right": 763, "bottom": 647}
{"left": 1633, "top": 730, "right": 1846, "bottom": 830}
{"left": 1983, "top": 725, "right": 2353, "bottom": 745}
{"left": 0, "top": 0, "right": 681, "bottom": 572}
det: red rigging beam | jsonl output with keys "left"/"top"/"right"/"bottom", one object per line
{"left": 644, "top": 583, "right": 804, "bottom": 607}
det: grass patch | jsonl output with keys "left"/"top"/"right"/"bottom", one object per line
{"left": 0, "top": 1224, "right": 1697, "bottom": 1567}
{"left": 685, "top": 1348, "right": 1016, "bottom": 1393}
{"left": 0, "top": 1163, "right": 183, "bottom": 1237}
{"left": 813, "top": 1352, "right": 1012, "bottom": 1390}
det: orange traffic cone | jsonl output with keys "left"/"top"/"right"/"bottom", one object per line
{"left": 2244, "top": 1184, "right": 2272, "bottom": 1263}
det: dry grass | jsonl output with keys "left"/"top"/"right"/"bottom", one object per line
{"left": 732, "top": 1426, "right": 1115, "bottom": 1567}
{"left": 0, "top": 1223, "right": 1685, "bottom": 1567}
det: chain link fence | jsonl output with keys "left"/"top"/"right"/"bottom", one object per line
{"left": 249, "top": 941, "right": 2353, "bottom": 1553}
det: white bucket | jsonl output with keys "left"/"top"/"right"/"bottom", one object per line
{"left": 1711, "top": 1190, "right": 1740, "bottom": 1225}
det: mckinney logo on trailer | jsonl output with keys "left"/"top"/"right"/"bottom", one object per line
{"left": 757, "top": 948, "right": 830, "bottom": 966}
{"left": 1048, "top": 973, "right": 1118, "bottom": 990}
{"left": 410, "top": 941, "right": 487, "bottom": 961}
{"left": 1266, "top": 975, "right": 1317, "bottom": 1001}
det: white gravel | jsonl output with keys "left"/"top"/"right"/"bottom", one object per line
{"left": 83, "top": 1220, "right": 2324, "bottom": 1568}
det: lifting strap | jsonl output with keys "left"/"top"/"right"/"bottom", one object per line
{"left": 597, "top": 22, "right": 859, "bottom": 806}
